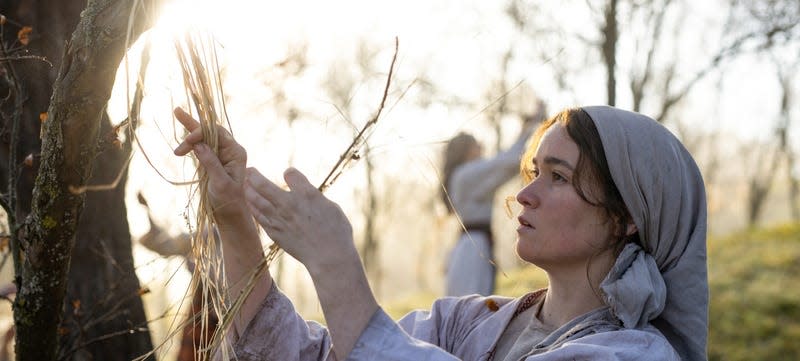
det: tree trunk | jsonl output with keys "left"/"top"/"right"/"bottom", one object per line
{"left": 361, "top": 145, "right": 381, "bottom": 293}
{"left": 601, "top": 0, "right": 618, "bottom": 106}
{"left": 0, "top": 0, "right": 155, "bottom": 360}
{"left": 57, "top": 116, "right": 153, "bottom": 360}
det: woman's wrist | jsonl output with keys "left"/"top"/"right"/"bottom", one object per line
{"left": 309, "top": 247, "right": 378, "bottom": 359}
{"left": 305, "top": 244, "right": 361, "bottom": 280}
{"left": 212, "top": 194, "right": 249, "bottom": 219}
{"left": 214, "top": 207, "right": 264, "bottom": 264}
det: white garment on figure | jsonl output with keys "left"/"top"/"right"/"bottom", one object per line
{"left": 445, "top": 230, "right": 494, "bottom": 296}
{"left": 447, "top": 135, "right": 529, "bottom": 226}
{"left": 445, "top": 129, "right": 532, "bottom": 296}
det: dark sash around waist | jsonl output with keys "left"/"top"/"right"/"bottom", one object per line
{"left": 461, "top": 222, "right": 494, "bottom": 249}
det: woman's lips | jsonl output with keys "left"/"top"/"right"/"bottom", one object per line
{"left": 517, "top": 216, "right": 534, "bottom": 233}
{"left": 517, "top": 216, "right": 533, "bottom": 228}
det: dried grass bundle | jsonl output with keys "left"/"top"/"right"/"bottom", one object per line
{"left": 172, "top": 31, "right": 231, "bottom": 361}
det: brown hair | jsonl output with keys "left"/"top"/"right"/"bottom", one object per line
{"left": 521, "top": 108, "right": 638, "bottom": 254}
{"left": 441, "top": 132, "right": 479, "bottom": 213}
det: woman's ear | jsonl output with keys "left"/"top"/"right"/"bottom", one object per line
{"left": 625, "top": 222, "right": 638, "bottom": 237}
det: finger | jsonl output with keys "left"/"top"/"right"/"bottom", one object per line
{"left": 245, "top": 185, "right": 277, "bottom": 229}
{"left": 283, "top": 167, "right": 316, "bottom": 195}
{"left": 215, "top": 126, "right": 235, "bottom": 147}
{"left": 173, "top": 108, "right": 206, "bottom": 155}
{"left": 173, "top": 107, "right": 201, "bottom": 132}
{"left": 173, "top": 128, "right": 205, "bottom": 155}
{"left": 217, "top": 130, "right": 243, "bottom": 166}
{"left": 246, "top": 168, "right": 288, "bottom": 205}
{"left": 192, "top": 143, "right": 229, "bottom": 181}
{"left": 248, "top": 202, "right": 274, "bottom": 233}
{"left": 174, "top": 141, "right": 191, "bottom": 156}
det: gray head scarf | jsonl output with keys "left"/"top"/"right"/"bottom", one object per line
{"left": 582, "top": 106, "right": 708, "bottom": 361}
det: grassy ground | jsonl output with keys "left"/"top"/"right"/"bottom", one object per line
{"left": 383, "top": 222, "right": 800, "bottom": 360}
{"left": 707, "top": 223, "right": 800, "bottom": 361}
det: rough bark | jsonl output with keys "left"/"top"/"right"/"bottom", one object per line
{"left": 0, "top": 0, "right": 156, "bottom": 360}
{"left": 361, "top": 145, "right": 380, "bottom": 291}
{"left": 57, "top": 116, "right": 152, "bottom": 361}
{"left": 601, "top": 0, "right": 618, "bottom": 106}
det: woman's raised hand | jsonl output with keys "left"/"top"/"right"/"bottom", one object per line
{"left": 245, "top": 167, "right": 377, "bottom": 358}
{"left": 172, "top": 107, "right": 248, "bottom": 219}
{"left": 172, "top": 108, "right": 272, "bottom": 333}
{"left": 244, "top": 167, "right": 358, "bottom": 275}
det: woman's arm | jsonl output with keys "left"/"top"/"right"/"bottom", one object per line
{"left": 172, "top": 108, "right": 272, "bottom": 336}
{"left": 452, "top": 124, "right": 535, "bottom": 201}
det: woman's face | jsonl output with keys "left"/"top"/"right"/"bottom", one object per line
{"left": 514, "top": 123, "right": 614, "bottom": 271}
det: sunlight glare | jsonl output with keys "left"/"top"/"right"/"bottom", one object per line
{"left": 154, "top": 0, "right": 216, "bottom": 37}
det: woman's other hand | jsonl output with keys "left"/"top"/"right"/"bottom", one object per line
{"left": 244, "top": 167, "right": 358, "bottom": 275}
{"left": 245, "top": 167, "right": 377, "bottom": 358}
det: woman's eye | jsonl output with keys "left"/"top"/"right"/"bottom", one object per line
{"left": 552, "top": 172, "right": 566, "bottom": 183}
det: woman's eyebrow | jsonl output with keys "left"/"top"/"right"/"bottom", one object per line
{"left": 533, "top": 156, "right": 575, "bottom": 170}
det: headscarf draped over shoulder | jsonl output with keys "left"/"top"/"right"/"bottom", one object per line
{"left": 582, "top": 106, "right": 708, "bottom": 361}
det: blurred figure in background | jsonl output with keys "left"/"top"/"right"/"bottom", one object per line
{"left": 136, "top": 193, "right": 217, "bottom": 361}
{"left": 441, "top": 99, "right": 546, "bottom": 296}
{"left": 0, "top": 283, "right": 15, "bottom": 361}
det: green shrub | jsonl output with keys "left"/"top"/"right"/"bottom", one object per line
{"left": 708, "top": 223, "right": 800, "bottom": 361}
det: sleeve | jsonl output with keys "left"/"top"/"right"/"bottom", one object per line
{"left": 233, "top": 282, "right": 334, "bottom": 361}
{"left": 525, "top": 329, "right": 681, "bottom": 361}
{"left": 346, "top": 309, "right": 460, "bottom": 361}
{"left": 347, "top": 295, "right": 498, "bottom": 361}
{"left": 451, "top": 127, "right": 533, "bottom": 203}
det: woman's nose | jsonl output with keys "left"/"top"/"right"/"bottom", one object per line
{"left": 516, "top": 181, "right": 538, "bottom": 208}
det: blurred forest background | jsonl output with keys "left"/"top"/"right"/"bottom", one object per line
{"left": 0, "top": 0, "right": 798, "bottom": 360}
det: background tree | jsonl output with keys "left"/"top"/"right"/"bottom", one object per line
{"left": 0, "top": 0, "right": 156, "bottom": 359}
{"left": 509, "top": 0, "right": 798, "bottom": 229}
{"left": 724, "top": 0, "right": 800, "bottom": 226}
{"left": 321, "top": 41, "right": 387, "bottom": 292}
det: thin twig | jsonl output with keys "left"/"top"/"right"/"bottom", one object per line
{"left": 319, "top": 36, "right": 399, "bottom": 192}
{"left": 0, "top": 55, "right": 52, "bottom": 66}
{"left": 1, "top": 19, "right": 25, "bottom": 279}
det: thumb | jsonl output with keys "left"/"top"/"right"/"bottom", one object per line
{"left": 284, "top": 167, "right": 316, "bottom": 194}
{"left": 194, "top": 143, "right": 228, "bottom": 181}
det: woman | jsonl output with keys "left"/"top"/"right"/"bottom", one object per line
{"left": 441, "top": 106, "right": 542, "bottom": 296}
{"left": 173, "top": 105, "right": 707, "bottom": 360}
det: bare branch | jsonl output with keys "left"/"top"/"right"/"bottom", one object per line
{"left": 0, "top": 54, "right": 53, "bottom": 66}
{"left": 319, "top": 37, "right": 399, "bottom": 192}
{"left": 0, "top": 12, "right": 26, "bottom": 282}
{"left": 654, "top": 21, "right": 798, "bottom": 122}
{"left": 630, "top": 0, "right": 670, "bottom": 112}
